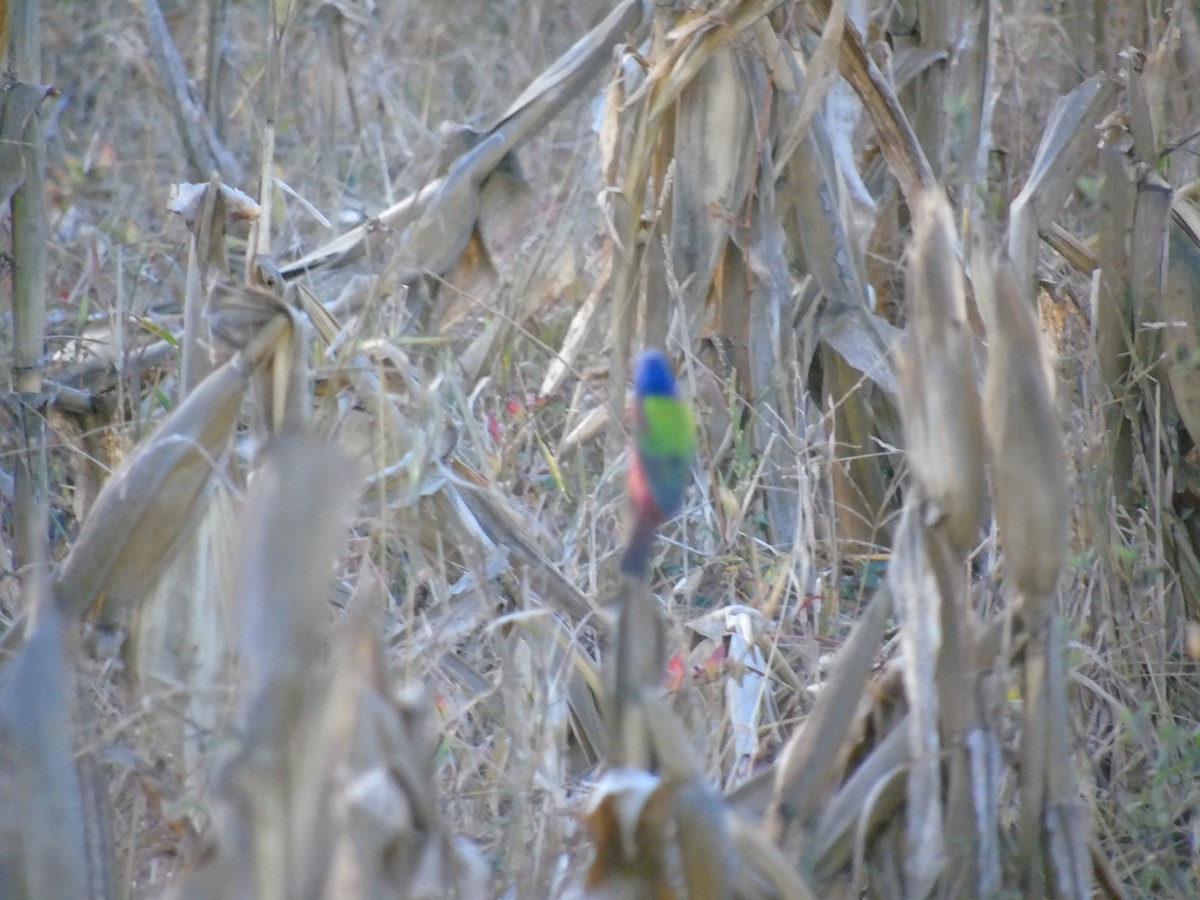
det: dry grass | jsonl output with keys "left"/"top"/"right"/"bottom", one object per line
{"left": 2, "top": 0, "right": 1200, "bottom": 897}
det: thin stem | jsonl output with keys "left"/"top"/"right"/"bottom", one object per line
{"left": 8, "top": 0, "right": 50, "bottom": 578}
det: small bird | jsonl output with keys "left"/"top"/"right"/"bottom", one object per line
{"left": 620, "top": 350, "right": 695, "bottom": 577}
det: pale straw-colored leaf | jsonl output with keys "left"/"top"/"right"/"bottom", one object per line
{"left": 818, "top": 307, "right": 901, "bottom": 398}
{"left": 1041, "top": 223, "right": 1097, "bottom": 275}
{"left": 783, "top": 106, "right": 871, "bottom": 321}
{"left": 539, "top": 264, "right": 607, "bottom": 398}
{"left": 1006, "top": 75, "right": 1116, "bottom": 289}
{"left": 642, "top": 0, "right": 779, "bottom": 124}
{"left": 812, "top": 713, "right": 909, "bottom": 880}
{"left": 765, "top": 585, "right": 890, "bottom": 844}
{"left": 966, "top": 724, "right": 1003, "bottom": 895}
{"left": 495, "top": 0, "right": 646, "bottom": 127}
{"left": 559, "top": 404, "right": 610, "bottom": 457}
{"left": 179, "top": 177, "right": 237, "bottom": 394}
{"left": 670, "top": 780, "right": 735, "bottom": 900}
{"left": 626, "top": 692, "right": 739, "bottom": 897}
{"left": 772, "top": 0, "right": 845, "bottom": 180}
{"left": 167, "top": 182, "right": 260, "bottom": 225}
{"left": 1160, "top": 207, "right": 1200, "bottom": 441}
{"left": 671, "top": 42, "right": 754, "bottom": 326}
{"left": 823, "top": 2, "right": 877, "bottom": 226}
{"left": 816, "top": 0, "right": 934, "bottom": 203}
{"left": 690, "top": 605, "right": 770, "bottom": 786}
{"left": 1124, "top": 46, "right": 1161, "bottom": 166}
{"left": 447, "top": 460, "right": 595, "bottom": 619}
{"left": 1130, "top": 163, "right": 1173, "bottom": 328}
{"left": 273, "top": 176, "right": 330, "bottom": 229}
{"left": 130, "top": 485, "right": 238, "bottom": 807}
{"left": 1018, "top": 624, "right": 1051, "bottom": 896}
{"left": 728, "top": 811, "right": 819, "bottom": 900}
{"left": 780, "top": 99, "right": 897, "bottom": 397}
{"left": 280, "top": 0, "right": 647, "bottom": 282}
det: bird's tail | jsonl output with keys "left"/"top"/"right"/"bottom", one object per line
{"left": 618, "top": 518, "right": 657, "bottom": 580}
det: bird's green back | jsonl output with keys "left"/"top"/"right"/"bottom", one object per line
{"left": 638, "top": 395, "right": 695, "bottom": 458}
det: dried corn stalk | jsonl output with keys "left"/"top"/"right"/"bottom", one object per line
{"left": 278, "top": 0, "right": 647, "bottom": 282}
{"left": 52, "top": 311, "right": 290, "bottom": 624}
{"left": 895, "top": 191, "right": 984, "bottom": 555}
{"left": 0, "top": 603, "right": 92, "bottom": 899}
{"left": 982, "top": 261, "right": 1068, "bottom": 612}
{"left": 982, "top": 258, "right": 1081, "bottom": 896}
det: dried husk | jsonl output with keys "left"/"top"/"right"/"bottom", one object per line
{"left": 981, "top": 260, "right": 1069, "bottom": 608}
{"left": 895, "top": 190, "right": 985, "bottom": 555}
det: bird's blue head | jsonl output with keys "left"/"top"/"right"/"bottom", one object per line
{"left": 634, "top": 349, "right": 678, "bottom": 398}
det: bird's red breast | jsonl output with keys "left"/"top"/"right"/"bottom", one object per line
{"left": 627, "top": 448, "right": 664, "bottom": 529}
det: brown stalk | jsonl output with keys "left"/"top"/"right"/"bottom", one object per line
{"left": 747, "top": 174, "right": 801, "bottom": 544}
{"left": 582, "top": 769, "right": 676, "bottom": 900}
{"left": 773, "top": 14, "right": 899, "bottom": 552}
{"left": 0, "top": 82, "right": 51, "bottom": 209}
{"left": 1042, "top": 618, "right": 1091, "bottom": 899}
{"left": 890, "top": 499, "right": 947, "bottom": 897}
{"left": 770, "top": 0, "right": 843, "bottom": 182}
{"left": 455, "top": 490, "right": 595, "bottom": 621}
{"left": 811, "top": 708, "right": 910, "bottom": 881}
{"left": 953, "top": 0, "right": 995, "bottom": 192}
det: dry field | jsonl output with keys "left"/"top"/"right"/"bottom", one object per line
{"left": 2, "top": 0, "right": 1199, "bottom": 897}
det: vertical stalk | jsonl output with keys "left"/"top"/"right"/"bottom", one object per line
{"left": 1095, "top": 140, "right": 1135, "bottom": 508}
{"left": 8, "top": 0, "right": 49, "bottom": 576}
{"left": 247, "top": 1, "right": 293, "bottom": 280}
{"left": 913, "top": 0, "right": 952, "bottom": 176}
{"left": 204, "top": 0, "right": 229, "bottom": 144}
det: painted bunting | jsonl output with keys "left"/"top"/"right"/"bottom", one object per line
{"left": 620, "top": 349, "right": 695, "bottom": 577}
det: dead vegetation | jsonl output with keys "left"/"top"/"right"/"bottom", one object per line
{"left": 2, "top": 0, "right": 1200, "bottom": 897}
